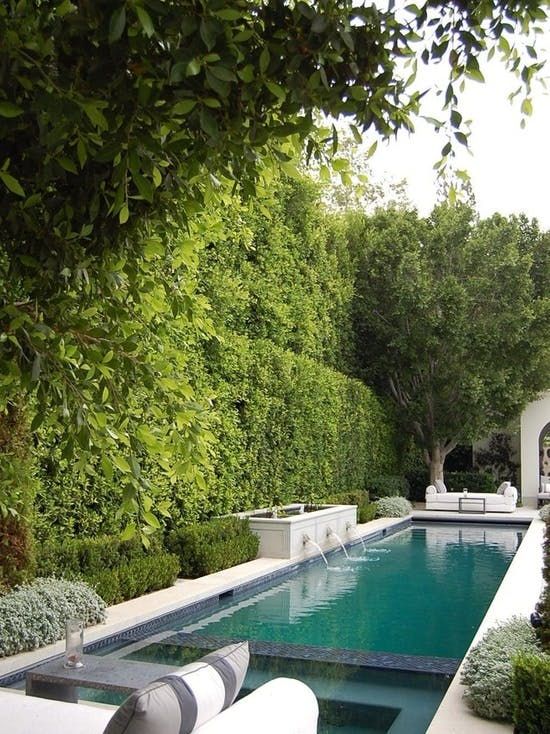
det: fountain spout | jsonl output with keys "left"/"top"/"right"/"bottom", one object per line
{"left": 303, "top": 534, "right": 328, "bottom": 567}
{"left": 327, "top": 527, "right": 350, "bottom": 559}
{"left": 345, "top": 521, "right": 365, "bottom": 550}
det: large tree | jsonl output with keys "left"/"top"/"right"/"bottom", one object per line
{"left": 352, "top": 204, "right": 550, "bottom": 483}
{"left": 0, "top": 1, "right": 547, "bottom": 528}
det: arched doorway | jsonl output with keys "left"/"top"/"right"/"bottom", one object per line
{"left": 539, "top": 422, "right": 550, "bottom": 491}
{"left": 520, "top": 393, "right": 550, "bottom": 507}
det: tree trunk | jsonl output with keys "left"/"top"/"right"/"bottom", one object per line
{"left": 427, "top": 442, "right": 447, "bottom": 485}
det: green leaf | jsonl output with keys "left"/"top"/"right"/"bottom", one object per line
{"left": 82, "top": 102, "right": 108, "bottom": 130}
{"left": 265, "top": 82, "right": 286, "bottom": 101}
{"left": 112, "top": 455, "right": 131, "bottom": 473}
{"left": 58, "top": 156, "right": 77, "bottom": 174}
{"left": 173, "top": 99, "right": 197, "bottom": 115}
{"left": 30, "top": 412, "right": 44, "bottom": 432}
{"left": 142, "top": 511, "right": 161, "bottom": 529}
{"left": 200, "top": 108, "right": 218, "bottom": 138}
{"left": 209, "top": 65, "right": 237, "bottom": 82}
{"left": 101, "top": 455, "right": 113, "bottom": 482}
{"left": 214, "top": 9, "right": 242, "bottom": 20}
{"left": 31, "top": 354, "right": 41, "bottom": 382}
{"left": 454, "top": 131, "right": 468, "bottom": 146}
{"left": 120, "top": 523, "right": 136, "bottom": 541}
{"left": 238, "top": 65, "right": 254, "bottom": 83}
{"left": 185, "top": 59, "right": 202, "bottom": 78}
{"left": 56, "top": 0, "right": 76, "bottom": 17}
{"left": 119, "top": 203, "right": 129, "bottom": 224}
{"left": 521, "top": 98, "right": 533, "bottom": 116}
{"left": 0, "top": 102, "right": 23, "bottom": 118}
{"left": 259, "top": 47, "right": 270, "bottom": 74}
{"left": 136, "top": 6, "right": 155, "bottom": 37}
{"left": 109, "top": 7, "right": 126, "bottom": 43}
{"left": 76, "top": 139, "right": 87, "bottom": 168}
{"left": 0, "top": 171, "right": 25, "bottom": 196}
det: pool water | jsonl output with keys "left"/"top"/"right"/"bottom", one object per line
{"left": 170, "top": 523, "right": 523, "bottom": 659}
{"left": 88, "top": 522, "right": 524, "bottom": 734}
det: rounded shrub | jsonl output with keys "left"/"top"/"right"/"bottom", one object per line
{"left": 539, "top": 504, "right": 550, "bottom": 522}
{"left": 0, "top": 577, "right": 106, "bottom": 658}
{"left": 461, "top": 616, "right": 540, "bottom": 721}
{"left": 374, "top": 496, "right": 412, "bottom": 518}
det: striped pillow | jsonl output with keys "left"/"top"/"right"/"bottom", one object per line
{"left": 103, "top": 641, "right": 249, "bottom": 734}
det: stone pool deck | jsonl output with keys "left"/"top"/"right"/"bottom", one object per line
{"left": 0, "top": 509, "right": 544, "bottom": 734}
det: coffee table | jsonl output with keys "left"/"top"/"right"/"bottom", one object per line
{"left": 458, "top": 497, "right": 486, "bottom": 514}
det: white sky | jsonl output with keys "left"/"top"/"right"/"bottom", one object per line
{"left": 366, "top": 51, "right": 550, "bottom": 228}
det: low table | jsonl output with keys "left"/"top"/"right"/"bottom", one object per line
{"left": 458, "top": 496, "right": 486, "bottom": 514}
{"left": 26, "top": 656, "right": 176, "bottom": 703}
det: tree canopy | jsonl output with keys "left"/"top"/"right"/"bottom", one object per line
{"left": 0, "top": 0, "right": 548, "bottom": 529}
{"left": 351, "top": 204, "right": 550, "bottom": 482}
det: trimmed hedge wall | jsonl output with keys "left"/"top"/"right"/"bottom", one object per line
{"left": 36, "top": 536, "right": 179, "bottom": 605}
{"left": 166, "top": 517, "right": 259, "bottom": 578}
{"left": 30, "top": 178, "right": 397, "bottom": 542}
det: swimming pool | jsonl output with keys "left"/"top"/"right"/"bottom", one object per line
{"left": 85, "top": 521, "right": 525, "bottom": 733}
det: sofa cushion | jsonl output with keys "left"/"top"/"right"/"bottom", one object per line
{"left": 434, "top": 479, "right": 447, "bottom": 494}
{"left": 496, "top": 481, "right": 511, "bottom": 495}
{"left": 103, "top": 642, "right": 249, "bottom": 734}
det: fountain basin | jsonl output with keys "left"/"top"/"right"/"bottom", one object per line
{"left": 239, "top": 504, "right": 357, "bottom": 559}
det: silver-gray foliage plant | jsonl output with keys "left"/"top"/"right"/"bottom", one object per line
{"left": 374, "top": 496, "right": 412, "bottom": 518}
{"left": 539, "top": 504, "right": 550, "bottom": 521}
{"left": 461, "top": 616, "right": 540, "bottom": 721}
{"left": 0, "top": 577, "right": 106, "bottom": 658}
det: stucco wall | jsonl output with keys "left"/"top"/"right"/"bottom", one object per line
{"left": 520, "top": 391, "right": 550, "bottom": 507}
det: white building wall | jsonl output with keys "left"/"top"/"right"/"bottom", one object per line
{"left": 520, "top": 392, "right": 550, "bottom": 507}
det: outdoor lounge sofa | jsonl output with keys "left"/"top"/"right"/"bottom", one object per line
{"left": 425, "top": 479, "right": 517, "bottom": 513}
{"left": 0, "top": 677, "right": 319, "bottom": 734}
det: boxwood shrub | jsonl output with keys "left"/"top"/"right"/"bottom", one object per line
{"left": 321, "top": 490, "right": 376, "bottom": 524}
{"left": 0, "top": 577, "right": 106, "bottom": 658}
{"left": 166, "top": 517, "right": 259, "bottom": 579}
{"left": 512, "top": 651, "right": 550, "bottom": 733}
{"left": 36, "top": 535, "right": 179, "bottom": 605}
{"left": 365, "top": 475, "right": 409, "bottom": 499}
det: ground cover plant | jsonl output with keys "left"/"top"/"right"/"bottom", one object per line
{"left": 461, "top": 616, "right": 540, "bottom": 721}
{"left": 374, "top": 497, "right": 412, "bottom": 518}
{"left": 0, "top": 578, "right": 106, "bottom": 658}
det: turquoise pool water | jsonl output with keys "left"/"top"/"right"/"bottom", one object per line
{"left": 87, "top": 522, "right": 524, "bottom": 734}
{"left": 171, "top": 522, "right": 523, "bottom": 659}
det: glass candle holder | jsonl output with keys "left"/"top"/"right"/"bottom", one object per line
{"left": 64, "top": 619, "right": 84, "bottom": 669}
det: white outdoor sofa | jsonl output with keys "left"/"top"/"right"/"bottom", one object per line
{"left": 425, "top": 480, "right": 518, "bottom": 513}
{"left": 0, "top": 678, "right": 319, "bottom": 734}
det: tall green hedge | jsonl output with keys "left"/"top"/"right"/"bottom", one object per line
{"left": 192, "top": 336, "right": 397, "bottom": 517}
{"left": 32, "top": 178, "right": 397, "bottom": 540}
